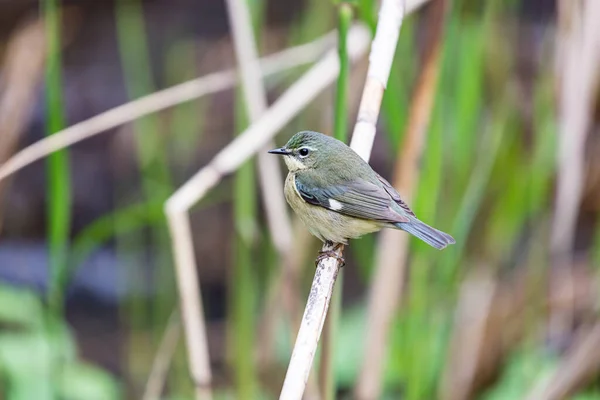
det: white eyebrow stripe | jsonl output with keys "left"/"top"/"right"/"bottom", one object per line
{"left": 328, "top": 199, "right": 343, "bottom": 211}
{"left": 300, "top": 146, "right": 318, "bottom": 151}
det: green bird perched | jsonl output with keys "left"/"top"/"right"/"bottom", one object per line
{"left": 268, "top": 131, "right": 455, "bottom": 262}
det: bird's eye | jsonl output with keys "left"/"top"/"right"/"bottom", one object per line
{"left": 299, "top": 148, "right": 309, "bottom": 157}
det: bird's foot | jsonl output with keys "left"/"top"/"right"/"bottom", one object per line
{"left": 315, "top": 242, "right": 345, "bottom": 268}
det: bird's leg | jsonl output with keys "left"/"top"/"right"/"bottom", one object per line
{"left": 315, "top": 241, "right": 345, "bottom": 267}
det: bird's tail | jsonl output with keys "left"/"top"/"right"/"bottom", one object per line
{"left": 394, "top": 218, "right": 455, "bottom": 250}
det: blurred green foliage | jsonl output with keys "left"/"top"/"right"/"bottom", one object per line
{"left": 0, "top": 285, "right": 120, "bottom": 399}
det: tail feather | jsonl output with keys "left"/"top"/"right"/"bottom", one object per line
{"left": 395, "top": 219, "right": 455, "bottom": 250}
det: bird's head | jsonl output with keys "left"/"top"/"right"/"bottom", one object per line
{"left": 268, "top": 131, "right": 337, "bottom": 172}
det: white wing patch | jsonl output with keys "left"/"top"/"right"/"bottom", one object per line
{"left": 328, "top": 199, "right": 343, "bottom": 211}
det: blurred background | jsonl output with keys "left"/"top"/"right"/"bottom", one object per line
{"left": 0, "top": 0, "right": 599, "bottom": 399}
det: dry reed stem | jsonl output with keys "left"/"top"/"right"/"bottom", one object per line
{"left": 551, "top": 0, "right": 600, "bottom": 258}
{"left": 348, "top": 0, "right": 430, "bottom": 159}
{"left": 165, "top": 26, "right": 370, "bottom": 400}
{"left": 0, "top": 18, "right": 47, "bottom": 231}
{"left": 257, "top": 52, "right": 365, "bottom": 376}
{"left": 439, "top": 269, "right": 496, "bottom": 400}
{"left": 279, "top": 0, "right": 432, "bottom": 398}
{"left": 549, "top": 0, "right": 600, "bottom": 356}
{"left": 225, "top": 0, "right": 313, "bottom": 395}
{"left": 555, "top": 0, "right": 572, "bottom": 85}
{"left": 279, "top": 242, "right": 344, "bottom": 400}
{"left": 257, "top": 219, "right": 309, "bottom": 363}
{"left": 0, "top": 32, "right": 337, "bottom": 182}
{"left": 165, "top": 210, "right": 213, "bottom": 400}
{"left": 143, "top": 310, "right": 181, "bottom": 400}
{"left": 259, "top": 222, "right": 323, "bottom": 400}
{"left": 354, "top": 1, "right": 447, "bottom": 398}
{"left": 225, "top": 0, "right": 292, "bottom": 256}
{"left": 525, "top": 322, "right": 600, "bottom": 400}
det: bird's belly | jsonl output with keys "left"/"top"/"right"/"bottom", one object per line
{"left": 284, "top": 173, "right": 381, "bottom": 244}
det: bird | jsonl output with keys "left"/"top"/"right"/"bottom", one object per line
{"left": 268, "top": 131, "right": 455, "bottom": 263}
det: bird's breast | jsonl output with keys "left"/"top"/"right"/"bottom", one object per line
{"left": 284, "top": 173, "right": 304, "bottom": 208}
{"left": 283, "top": 172, "right": 382, "bottom": 243}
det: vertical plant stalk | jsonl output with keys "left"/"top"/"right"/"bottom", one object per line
{"left": 230, "top": 162, "right": 257, "bottom": 400}
{"left": 439, "top": 269, "right": 497, "bottom": 400}
{"left": 115, "top": 0, "right": 176, "bottom": 388}
{"left": 225, "top": 0, "right": 293, "bottom": 259}
{"left": 232, "top": 76, "right": 259, "bottom": 400}
{"left": 115, "top": 0, "right": 171, "bottom": 195}
{"left": 549, "top": 0, "right": 600, "bottom": 349}
{"left": 165, "top": 209, "right": 213, "bottom": 400}
{"left": 332, "top": 4, "right": 353, "bottom": 143}
{"left": 525, "top": 322, "right": 600, "bottom": 400}
{"left": 43, "top": 0, "right": 71, "bottom": 315}
{"left": 224, "top": 1, "right": 294, "bottom": 395}
{"left": 319, "top": 4, "right": 353, "bottom": 400}
{"left": 164, "top": 27, "right": 370, "bottom": 400}
{"left": 551, "top": 0, "right": 600, "bottom": 259}
{"left": 280, "top": 0, "right": 409, "bottom": 398}
{"left": 143, "top": 309, "right": 181, "bottom": 400}
{"left": 355, "top": 1, "right": 448, "bottom": 398}
{"left": 0, "top": 18, "right": 47, "bottom": 231}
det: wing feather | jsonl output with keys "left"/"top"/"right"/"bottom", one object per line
{"left": 294, "top": 174, "right": 410, "bottom": 224}
{"left": 374, "top": 172, "right": 416, "bottom": 217}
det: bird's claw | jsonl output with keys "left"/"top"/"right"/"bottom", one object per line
{"left": 315, "top": 250, "right": 345, "bottom": 268}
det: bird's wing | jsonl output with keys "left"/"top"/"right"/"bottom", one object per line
{"left": 374, "top": 172, "right": 416, "bottom": 217}
{"left": 294, "top": 173, "right": 410, "bottom": 223}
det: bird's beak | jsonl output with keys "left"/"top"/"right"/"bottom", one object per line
{"left": 268, "top": 147, "right": 292, "bottom": 155}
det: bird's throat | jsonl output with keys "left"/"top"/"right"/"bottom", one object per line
{"left": 283, "top": 155, "right": 308, "bottom": 172}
